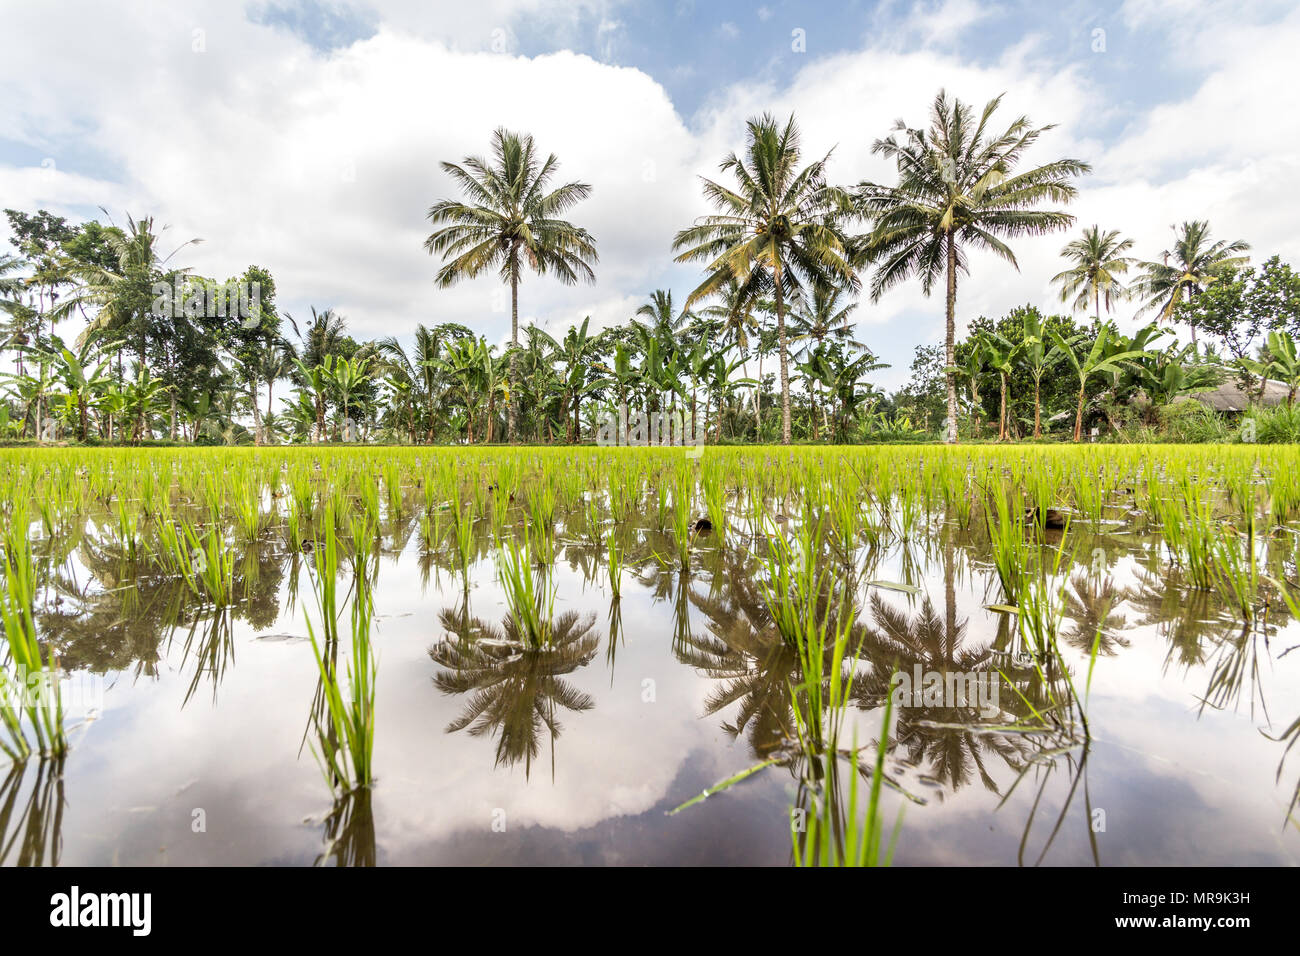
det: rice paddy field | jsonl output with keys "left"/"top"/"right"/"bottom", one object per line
{"left": 1, "top": 444, "right": 1298, "bottom": 866}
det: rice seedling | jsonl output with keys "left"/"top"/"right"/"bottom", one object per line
{"left": 793, "top": 693, "right": 902, "bottom": 868}
{"left": 496, "top": 528, "right": 555, "bottom": 647}
{"left": 113, "top": 496, "right": 140, "bottom": 562}
{"left": 180, "top": 522, "right": 235, "bottom": 606}
{"left": 304, "top": 519, "right": 376, "bottom": 793}
{"left": 450, "top": 488, "right": 475, "bottom": 588}
{"left": 0, "top": 531, "right": 66, "bottom": 758}
{"left": 985, "top": 489, "right": 1029, "bottom": 603}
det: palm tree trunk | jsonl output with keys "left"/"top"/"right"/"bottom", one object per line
{"left": 507, "top": 267, "right": 518, "bottom": 443}
{"left": 774, "top": 262, "right": 792, "bottom": 445}
{"left": 944, "top": 233, "right": 959, "bottom": 444}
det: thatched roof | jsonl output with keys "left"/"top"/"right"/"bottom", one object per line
{"left": 1174, "top": 378, "right": 1291, "bottom": 413}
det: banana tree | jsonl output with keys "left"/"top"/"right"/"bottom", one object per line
{"left": 329, "top": 354, "right": 372, "bottom": 440}
{"left": 977, "top": 331, "right": 1021, "bottom": 441}
{"left": 1137, "top": 344, "right": 1221, "bottom": 412}
{"left": 823, "top": 347, "right": 889, "bottom": 441}
{"left": 437, "top": 338, "right": 486, "bottom": 443}
{"left": 706, "top": 352, "right": 756, "bottom": 441}
{"left": 293, "top": 356, "right": 334, "bottom": 442}
{"left": 794, "top": 345, "right": 833, "bottom": 441}
{"left": 33, "top": 333, "right": 121, "bottom": 440}
{"left": 118, "top": 368, "right": 173, "bottom": 445}
{"left": 1051, "top": 325, "right": 1148, "bottom": 442}
{"left": 948, "top": 340, "right": 987, "bottom": 439}
{"left": 1019, "top": 311, "right": 1070, "bottom": 439}
{"left": 592, "top": 342, "right": 639, "bottom": 444}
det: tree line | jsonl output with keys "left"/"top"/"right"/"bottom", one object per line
{"left": 2, "top": 89, "right": 1295, "bottom": 446}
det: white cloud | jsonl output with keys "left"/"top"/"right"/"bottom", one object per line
{"left": 1, "top": 0, "right": 1298, "bottom": 392}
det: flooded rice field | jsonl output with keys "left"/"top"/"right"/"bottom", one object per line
{"left": 1, "top": 445, "right": 1298, "bottom": 866}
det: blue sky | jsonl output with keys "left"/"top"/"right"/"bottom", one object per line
{"left": 2, "top": 0, "right": 1298, "bottom": 391}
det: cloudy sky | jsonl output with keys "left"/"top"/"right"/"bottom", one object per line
{"left": 2, "top": 0, "right": 1297, "bottom": 390}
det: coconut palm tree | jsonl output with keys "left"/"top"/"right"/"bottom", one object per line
{"left": 1051, "top": 226, "right": 1135, "bottom": 320}
{"left": 634, "top": 289, "right": 691, "bottom": 343}
{"left": 425, "top": 128, "right": 598, "bottom": 443}
{"left": 673, "top": 112, "right": 857, "bottom": 445}
{"left": 856, "top": 90, "right": 1090, "bottom": 443}
{"left": 1133, "top": 220, "right": 1250, "bottom": 344}
{"left": 0, "top": 253, "right": 25, "bottom": 297}
{"left": 429, "top": 608, "right": 599, "bottom": 776}
{"left": 788, "top": 282, "right": 864, "bottom": 356}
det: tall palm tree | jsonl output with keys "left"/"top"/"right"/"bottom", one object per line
{"left": 425, "top": 128, "right": 598, "bottom": 443}
{"left": 857, "top": 90, "right": 1089, "bottom": 443}
{"left": 673, "top": 112, "right": 857, "bottom": 445}
{"left": 1051, "top": 225, "right": 1135, "bottom": 320}
{"left": 376, "top": 324, "right": 446, "bottom": 443}
{"left": 287, "top": 306, "right": 346, "bottom": 371}
{"left": 1133, "top": 220, "right": 1250, "bottom": 344}
{"left": 634, "top": 289, "right": 690, "bottom": 342}
{"left": 788, "top": 282, "right": 864, "bottom": 356}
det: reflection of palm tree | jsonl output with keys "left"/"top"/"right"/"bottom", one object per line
{"left": 1061, "top": 573, "right": 1130, "bottom": 656}
{"left": 0, "top": 756, "right": 64, "bottom": 866}
{"left": 856, "top": 594, "right": 1028, "bottom": 794}
{"left": 430, "top": 609, "right": 599, "bottom": 777}
{"left": 678, "top": 553, "right": 861, "bottom": 761}
{"left": 1125, "top": 566, "right": 1220, "bottom": 669}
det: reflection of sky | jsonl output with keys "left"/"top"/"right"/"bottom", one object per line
{"left": 10, "top": 514, "right": 1300, "bottom": 865}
